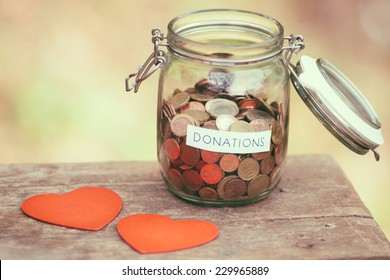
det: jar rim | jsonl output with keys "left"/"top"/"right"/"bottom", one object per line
{"left": 167, "top": 9, "right": 285, "bottom": 63}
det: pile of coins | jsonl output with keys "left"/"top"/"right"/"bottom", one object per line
{"left": 159, "top": 75, "right": 286, "bottom": 203}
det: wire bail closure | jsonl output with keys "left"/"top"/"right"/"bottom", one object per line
{"left": 125, "top": 28, "right": 167, "bottom": 93}
{"left": 282, "top": 34, "right": 305, "bottom": 64}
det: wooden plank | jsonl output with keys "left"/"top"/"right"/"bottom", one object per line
{"left": 0, "top": 155, "right": 389, "bottom": 259}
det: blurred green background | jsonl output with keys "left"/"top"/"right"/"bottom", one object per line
{"left": 1, "top": 0, "right": 389, "bottom": 239}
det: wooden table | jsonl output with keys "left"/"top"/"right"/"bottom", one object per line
{"left": 1, "top": 155, "right": 389, "bottom": 260}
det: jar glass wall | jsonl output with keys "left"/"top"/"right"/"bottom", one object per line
{"left": 157, "top": 10, "right": 289, "bottom": 206}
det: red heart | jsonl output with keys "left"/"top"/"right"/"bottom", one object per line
{"left": 21, "top": 186, "right": 122, "bottom": 231}
{"left": 117, "top": 214, "right": 219, "bottom": 254}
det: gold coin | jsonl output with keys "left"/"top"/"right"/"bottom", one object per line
{"left": 229, "top": 120, "right": 255, "bottom": 133}
{"left": 247, "top": 174, "right": 270, "bottom": 196}
{"left": 170, "top": 114, "right": 196, "bottom": 137}
{"left": 184, "top": 109, "right": 210, "bottom": 124}
{"left": 237, "top": 158, "right": 260, "bottom": 181}
{"left": 216, "top": 114, "right": 237, "bottom": 131}
{"left": 170, "top": 91, "right": 190, "bottom": 110}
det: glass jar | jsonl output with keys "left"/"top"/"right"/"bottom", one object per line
{"left": 125, "top": 9, "right": 383, "bottom": 206}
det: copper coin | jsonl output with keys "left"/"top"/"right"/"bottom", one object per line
{"left": 219, "top": 154, "right": 240, "bottom": 172}
{"left": 251, "top": 151, "right": 270, "bottom": 161}
{"left": 201, "top": 150, "right": 220, "bottom": 163}
{"left": 271, "top": 122, "right": 283, "bottom": 145}
{"left": 247, "top": 174, "right": 270, "bottom": 196}
{"left": 274, "top": 142, "right": 285, "bottom": 165}
{"left": 171, "top": 114, "right": 195, "bottom": 137}
{"left": 195, "top": 160, "right": 207, "bottom": 172}
{"left": 164, "top": 138, "right": 180, "bottom": 161}
{"left": 217, "top": 175, "right": 238, "bottom": 200}
{"left": 253, "top": 96, "right": 276, "bottom": 117}
{"left": 270, "top": 165, "right": 281, "bottom": 185}
{"left": 160, "top": 117, "right": 172, "bottom": 139}
{"left": 239, "top": 99, "right": 257, "bottom": 110}
{"left": 170, "top": 91, "right": 190, "bottom": 109}
{"left": 182, "top": 170, "right": 204, "bottom": 191}
{"left": 195, "top": 78, "right": 213, "bottom": 92}
{"left": 223, "top": 178, "right": 247, "bottom": 200}
{"left": 261, "top": 156, "right": 275, "bottom": 174}
{"left": 162, "top": 103, "right": 176, "bottom": 119}
{"left": 178, "top": 163, "right": 195, "bottom": 171}
{"left": 200, "top": 163, "right": 224, "bottom": 185}
{"left": 180, "top": 142, "right": 200, "bottom": 166}
{"left": 199, "top": 187, "right": 218, "bottom": 200}
{"left": 250, "top": 119, "right": 271, "bottom": 132}
{"left": 180, "top": 101, "right": 206, "bottom": 113}
{"left": 237, "top": 158, "right": 260, "bottom": 181}
{"left": 229, "top": 120, "right": 255, "bottom": 133}
{"left": 167, "top": 168, "right": 184, "bottom": 190}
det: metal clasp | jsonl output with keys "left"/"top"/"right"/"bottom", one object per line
{"left": 125, "top": 28, "right": 167, "bottom": 93}
{"left": 282, "top": 34, "right": 305, "bottom": 64}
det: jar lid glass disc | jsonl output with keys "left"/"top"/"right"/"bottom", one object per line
{"left": 290, "top": 55, "right": 384, "bottom": 157}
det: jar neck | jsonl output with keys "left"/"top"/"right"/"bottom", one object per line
{"left": 167, "top": 9, "right": 285, "bottom": 65}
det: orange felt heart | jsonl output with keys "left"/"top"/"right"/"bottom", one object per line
{"left": 117, "top": 214, "right": 219, "bottom": 254}
{"left": 21, "top": 186, "right": 122, "bottom": 231}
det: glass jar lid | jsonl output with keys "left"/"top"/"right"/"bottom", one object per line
{"left": 290, "top": 55, "right": 383, "bottom": 159}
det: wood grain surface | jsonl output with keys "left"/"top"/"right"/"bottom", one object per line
{"left": 0, "top": 155, "right": 389, "bottom": 259}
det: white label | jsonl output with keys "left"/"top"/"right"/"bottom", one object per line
{"left": 186, "top": 125, "right": 271, "bottom": 154}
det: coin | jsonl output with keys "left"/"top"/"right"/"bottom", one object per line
{"left": 160, "top": 117, "right": 172, "bottom": 139}
{"left": 223, "top": 178, "right": 247, "bottom": 199}
{"left": 201, "top": 150, "right": 220, "bottom": 164}
{"left": 171, "top": 114, "right": 196, "bottom": 137}
{"left": 180, "top": 142, "right": 200, "bottom": 166}
{"left": 250, "top": 119, "right": 271, "bottom": 132}
{"left": 237, "top": 158, "right": 260, "bottom": 181}
{"left": 216, "top": 114, "right": 237, "bottom": 131}
{"left": 170, "top": 91, "right": 190, "bottom": 109}
{"left": 195, "top": 160, "right": 207, "bottom": 172}
{"left": 184, "top": 109, "right": 210, "bottom": 124}
{"left": 180, "top": 101, "right": 206, "bottom": 113}
{"left": 199, "top": 187, "right": 218, "bottom": 200}
{"left": 246, "top": 110, "right": 275, "bottom": 123}
{"left": 162, "top": 103, "right": 176, "bottom": 119}
{"left": 195, "top": 78, "right": 214, "bottom": 92}
{"left": 167, "top": 168, "right": 184, "bottom": 190}
{"left": 217, "top": 175, "right": 238, "bottom": 200}
{"left": 270, "top": 165, "right": 281, "bottom": 185}
{"left": 251, "top": 151, "right": 270, "bottom": 161}
{"left": 253, "top": 96, "right": 276, "bottom": 117}
{"left": 164, "top": 138, "right": 180, "bottom": 161}
{"left": 238, "top": 99, "right": 257, "bottom": 110}
{"left": 271, "top": 122, "right": 283, "bottom": 145}
{"left": 247, "top": 174, "right": 270, "bottom": 196}
{"left": 206, "top": 98, "right": 239, "bottom": 118}
{"left": 200, "top": 163, "right": 224, "bottom": 185}
{"left": 182, "top": 170, "right": 204, "bottom": 191}
{"left": 190, "top": 93, "right": 216, "bottom": 102}
{"left": 260, "top": 156, "right": 275, "bottom": 174}
{"left": 229, "top": 120, "right": 256, "bottom": 132}
{"left": 219, "top": 154, "right": 240, "bottom": 172}
{"left": 274, "top": 142, "right": 285, "bottom": 165}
